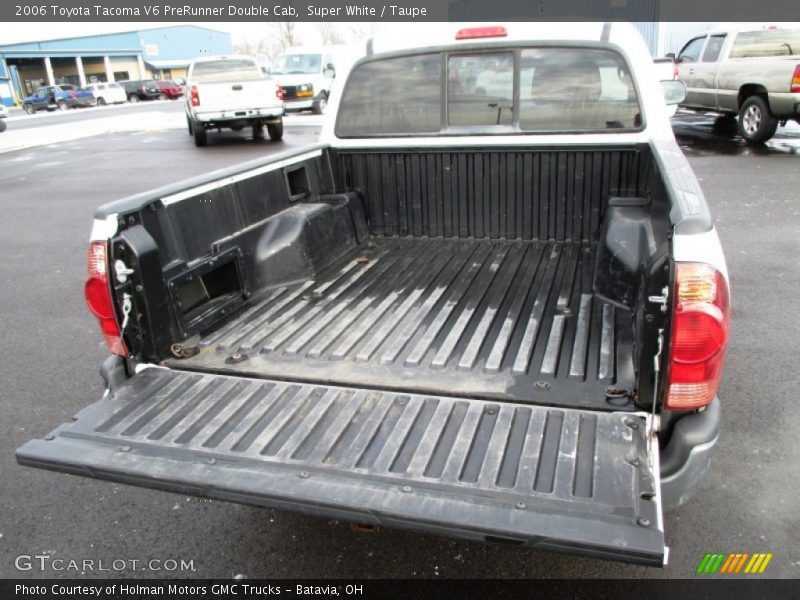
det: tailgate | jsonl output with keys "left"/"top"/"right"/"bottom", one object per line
{"left": 17, "top": 368, "right": 665, "bottom": 565}
{"left": 195, "top": 81, "right": 275, "bottom": 112}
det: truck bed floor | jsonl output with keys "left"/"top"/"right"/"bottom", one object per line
{"left": 172, "top": 238, "right": 635, "bottom": 408}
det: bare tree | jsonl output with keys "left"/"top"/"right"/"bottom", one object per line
{"left": 234, "top": 37, "right": 270, "bottom": 56}
{"left": 273, "top": 22, "right": 298, "bottom": 51}
{"left": 233, "top": 23, "right": 304, "bottom": 65}
{"left": 317, "top": 23, "right": 345, "bottom": 46}
{"left": 344, "top": 22, "right": 383, "bottom": 42}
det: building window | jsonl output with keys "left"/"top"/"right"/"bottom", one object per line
{"left": 114, "top": 71, "right": 130, "bottom": 81}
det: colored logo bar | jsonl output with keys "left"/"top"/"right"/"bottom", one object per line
{"left": 696, "top": 553, "right": 773, "bottom": 574}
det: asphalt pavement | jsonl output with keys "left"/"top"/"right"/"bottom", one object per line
{"left": 4, "top": 100, "right": 181, "bottom": 131}
{"left": 0, "top": 106, "right": 798, "bottom": 579}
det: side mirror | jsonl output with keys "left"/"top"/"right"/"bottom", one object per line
{"left": 661, "top": 79, "right": 686, "bottom": 105}
{"left": 324, "top": 65, "right": 335, "bottom": 78}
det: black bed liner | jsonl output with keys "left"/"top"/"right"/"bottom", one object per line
{"left": 173, "top": 237, "right": 636, "bottom": 409}
{"left": 17, "top": 368, "right": 664, "bottom": 565}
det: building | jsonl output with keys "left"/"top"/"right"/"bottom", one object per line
{"left": 0, "top": 25, "right": 233, "bottom": 106}
{"left": 632, "top": 22, "right": 722, "bottom": 56}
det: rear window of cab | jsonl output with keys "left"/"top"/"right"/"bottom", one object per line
{"left": 335, "top": 47, "right": 643, "bottom": 137}
{"left": 191, "top": 59, "right": 264, "bottom": 83}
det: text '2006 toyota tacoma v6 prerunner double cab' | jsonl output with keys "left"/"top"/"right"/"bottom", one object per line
{"left": 17, "top": 23, "right": 729, "bottom": 567}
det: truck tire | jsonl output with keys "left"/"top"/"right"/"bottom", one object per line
{"left": 738, "top": 96, "right": 778, "bottom": 144}
{"left": 57, "top": 100, "right": 69, "bottom": 111}
{"left": 24, "top": 105, "right": 35, "bottom": 115}
{"left": 158, "top": 93, "right": 168, "bottom": 101}
{"left": 313, "top": 94, "right": 328, "bottom": 115}
{"left": 128, "top": 94, "right": 139, "bottom": 103}
{"left": 193, "top": 122, "right": 208, "bottom": 147}
{"left": 267, "top": 119, "right": 284, "bottom": 141}
{"left": 96, "top": 97, "right": 106, "bottom": 106}
{"left": 0, "top": 119, "right": 6, "bottom": 133}
{"left": 187, "top": 116, "right": 193, "bottom": 136}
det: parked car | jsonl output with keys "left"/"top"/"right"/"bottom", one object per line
{"left": 83, "top": 82, "right": 127, "bottom": 105}
{"left": 185, "top": 54, "right": 284, "bottom": 146}
{"left": 0, "top": 103, "right": 7, "bottom": 132}
{"left": 672, "top": 24, "right": 800, "bottom": 142}
{"left": 155, "top": 80, "right": 184, "bottom": 100}
{"left": 118, "top": 80, "right": 161, "bottom": 102}
{"left": 17, "top": 23, "right": 727, "bottom": 568}
{"left": 22, "top": 84, "right": 95, "bottom": 113}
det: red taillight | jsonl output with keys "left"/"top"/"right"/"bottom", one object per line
{"left": 790, "top": 65, "right": 800, "bottom": 93}
{"left": 85, "top": 241, "right": 128, "bottom": 356}
{"left": 455, "top": 26, "right": 508, "bottom": 40}
{"left": 190, "top": 85, "right": 200, "bottom": 107}
{"left": 665, "top": 263, "right": 729, "bottom": 410}
{"left": 276, "top": 85, "right": 285, "bottom": 101}
{"left": 673, "top": 63, "right": 679, "bottom": 80}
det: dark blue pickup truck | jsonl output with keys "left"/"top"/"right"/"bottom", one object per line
{"left": 23, "top": 84, "right": 95, "bottom": 114}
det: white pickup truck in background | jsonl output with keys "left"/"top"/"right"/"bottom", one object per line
{"left": 185, "top": 55, "right": 285, "bottom": 147}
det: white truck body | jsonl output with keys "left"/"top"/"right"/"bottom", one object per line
{"left": 185, "top": 55, "right": 284, "bottom": 146}
{"left": 19, "top": 23, "right": 729, "bottom": 567}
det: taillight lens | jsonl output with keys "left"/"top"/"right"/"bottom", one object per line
{"left": 190, "top": 85, "right": 200, "bottom": 107}
{"left": 790, "top": 65, "right": 800, "bottom": 93}
{"left": 85, "top": 241, "right": 128, "bottom": 356}
{"left": 276, "top": 85, "right": 285, "bottom": 101}
{"left": 665, "top": 263, "right": 729, "bottom": 410}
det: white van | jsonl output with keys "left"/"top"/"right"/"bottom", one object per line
{"left": 270, "top": 47, "right": 346, "bottom": 114}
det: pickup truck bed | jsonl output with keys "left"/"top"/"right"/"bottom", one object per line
{"left": 176, "top": 237, "right": 633, "bottom": 408}
{"left": 18, "top": 143, "right": 675, "bottom": 565}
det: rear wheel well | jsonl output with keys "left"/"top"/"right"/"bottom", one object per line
{"left": 738, "top": 84, "right": 770, "bottom": 111}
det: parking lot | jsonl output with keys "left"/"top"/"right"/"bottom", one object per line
{"left": 1, "top": 101, "right": 798, "bottom": 578}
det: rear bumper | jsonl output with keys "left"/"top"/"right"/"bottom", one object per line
{"left": 193, "top": 107, "right": 284, "bottom": 123}
{"left": 660, "top": 398, "right": 720, "bottom": 511}
{"left": 285, "top": 99, "right": 315, "bottom": 111}
{"left": 767, "top": 92, "right": 800, "bottom": 117}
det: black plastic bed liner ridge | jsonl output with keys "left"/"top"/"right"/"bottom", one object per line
{"left": 169, "top": 237, "right": 636, "bottom": 410}
{"left": 16, "top": 368, "right": 664, "bottom": 565}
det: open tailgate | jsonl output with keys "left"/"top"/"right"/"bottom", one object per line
{"left": 17, "top": 368, "right": 665, "bottom": 565}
